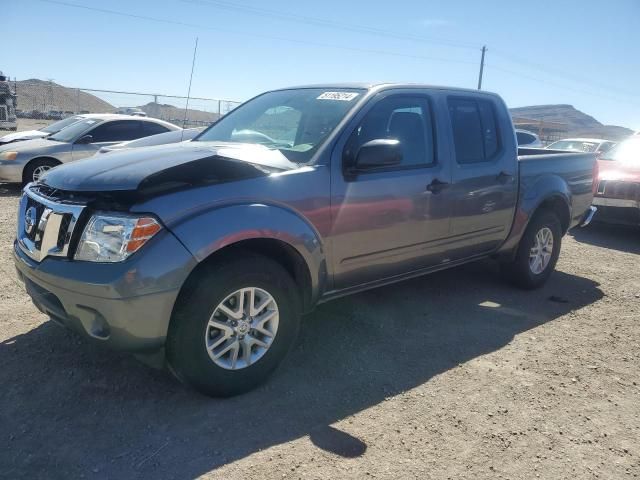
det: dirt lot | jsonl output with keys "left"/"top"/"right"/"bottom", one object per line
{"left": 0, "top": 183, "right": 638, "bottom": 479}
{"left": 7, "top": 118, "right": 56, "bottom": 132}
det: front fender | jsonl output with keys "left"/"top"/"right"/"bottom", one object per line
{"left": 169, "top": 203, "right": 326, "bottom": 305}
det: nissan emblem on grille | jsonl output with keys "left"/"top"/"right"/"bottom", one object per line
{"left": 24, "top": 206, "right": 37, "bottom": 235}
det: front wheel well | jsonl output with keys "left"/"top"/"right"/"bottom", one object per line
{"left": 174, "top": 238, "right": 313, "bottom": 318}
{"left": 22, "top": 157, "right": 61, "bottom": 184}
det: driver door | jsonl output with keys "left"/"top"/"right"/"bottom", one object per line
{"left": 329, "top": 93, "right": 453, "bottom": 289}
{"left": 71, "top": 120, "right": 144, "bottom": 160}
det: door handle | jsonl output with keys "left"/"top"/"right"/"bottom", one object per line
{"left": 497, "top": 171, "right": 514, "bottom": 182}
{"left": 426, "top": 178, "right": 449, "bottom": 194}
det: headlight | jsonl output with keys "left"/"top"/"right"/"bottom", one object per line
{"left": 0, "top": 151, "right": 18, "bottom": 160}
{"left": 75, "top": 214, "right": 162, "bottom": 263}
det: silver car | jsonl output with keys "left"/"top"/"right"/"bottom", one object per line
{"left": 0, "top": 114, "right": 178, "bottom": 184}
{"left": 0, "top": 113, "right": 116, "bottom": 145}
{"left": 515, "top": 129, "right": 543, "bottom": 148}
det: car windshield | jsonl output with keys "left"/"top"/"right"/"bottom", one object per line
{"left": 194, "top": 88, "right": 365, "bottom": 163}
{"left": 40, "top": 116, "right": 83, "bottom": 134}
{"left": 48, "top": 118, "right": 103, "bottom": 142}
{"left": 600, "top": 137, "right": 640, "bottom": 163}
{"left": 547, "top": 140, "right": 599, "bottom": 152}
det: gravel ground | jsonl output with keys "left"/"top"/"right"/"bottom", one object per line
{"left": 0, "top": 183, "right": 638, "bottom": 479}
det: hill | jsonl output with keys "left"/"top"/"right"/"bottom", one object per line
{"left": 139, "top": 102, "right": 221, "bottom": 126}
{"left": 509, "top": 104, "right": 633, "bottom": 140}
{"left": 13, "top": 79, "right": 222, "bottom": 127}
{"left": 15, "top": 79, "right": 113, "bottom": 113}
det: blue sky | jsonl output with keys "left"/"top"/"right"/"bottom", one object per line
{"left": 5, "top": 0, "right": 640, "bottom": 129}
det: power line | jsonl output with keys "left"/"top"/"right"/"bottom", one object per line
{"left": 491, "top": 49, "right": 638, "bottom": 98}
{"left": 186, "top": 0, "right": 638, "bottom": 99}
{"left": 181, "top": 0, "right": 479, "bottom": 50}
{"left": 31, "top": 0, "right": 639, "bottom": 106}
{"left": 487, "top": 64, "right": 640, "bottom": 107}
{"left": 35, "top": 0, "right": 478, "bottom": 66}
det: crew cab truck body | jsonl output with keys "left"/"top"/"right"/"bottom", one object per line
{"left": 13, "top": 84, "right": 596, "bottom": 396}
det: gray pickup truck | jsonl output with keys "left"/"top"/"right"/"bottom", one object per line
{"left": 14, "top": 84, "right": 597, "bottom": 396}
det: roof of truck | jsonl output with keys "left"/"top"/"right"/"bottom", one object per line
{"left": 275, "top": 82, "right": 501, "bottom": 97}
{"left": 552, "top": 138, "right": 611, "bottom": 143}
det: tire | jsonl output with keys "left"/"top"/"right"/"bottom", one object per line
{"left": 166, "top": 254, "right": 301, "bottom": 397}
{"left": 502, "top": 210, "right": 562, "bottom": 289}
{"left": 23, "top": 158, "right": 59, "bottom": 185}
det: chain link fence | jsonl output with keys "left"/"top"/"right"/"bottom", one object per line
{"left": 12, "top": 80, "right": 241, "bottom": 130}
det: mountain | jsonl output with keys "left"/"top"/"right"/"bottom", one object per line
{"left": 14, "top": 79, "right": 113, "bottom": 113}
{"left": 138, "top": 102, "right": 221, "bottom": 125}
{"left": 13, "top": 79, "right": 223, "bottom": 126}
{"left": 509, "top": 104, "right": 633, "bottom": 140}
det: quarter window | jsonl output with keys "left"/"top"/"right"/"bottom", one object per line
{"left": 448, "top": 97, "right": 501, "bottom": 164}
{"left": 345, "top": 96, "right": 435, "bottom": 168}
{"left": 142, "top": 121, "right": 171, "bottom": 136}
{"left": 516, "top": 131, "right": 535, "bottom": 145}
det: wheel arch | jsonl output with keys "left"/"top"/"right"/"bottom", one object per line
{"left": 498, "top": 177, "right": 572, "bottom": 260}
{"left": 532, "top": 195, "right": 571, "bottom": 234}
{"left": 169, "top": 203, "right": 327, "bottom": 315}
{"left": 22, "top": 156, "right": 62, "bottom": 184}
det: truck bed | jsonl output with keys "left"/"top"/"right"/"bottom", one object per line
{"left": 517, "top": 148, "right": 596, "bottom": 229}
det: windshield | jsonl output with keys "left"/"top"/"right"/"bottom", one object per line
{"left": 601, "top": 137, "right": 640, "bottom": 162}
{"left": 547, "top": 140, "right": 599, "bottom": 152}
{"left": 195, "top": 88, "right": 364, "bottom": 163}
{"left": 40, "top": 116, "right": 82, "bottom": 134}
{"left": 48, "top": 118, "right": 103, "bottom": 142}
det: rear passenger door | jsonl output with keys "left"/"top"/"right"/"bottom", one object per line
{"left": 445, "top": 96, "right": 518, "bottom": 260}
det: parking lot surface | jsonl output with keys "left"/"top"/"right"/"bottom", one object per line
{"left": 0, "top": 183, "right": 638, "bottom": 479}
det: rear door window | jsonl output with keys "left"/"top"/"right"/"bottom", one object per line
{"left": 448, "top": 97, "right": 501, "bottom": 164}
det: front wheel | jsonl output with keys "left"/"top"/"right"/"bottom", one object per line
{"left": 166, "top": 254, "right": 301, "bottom": 397}
{"left": 502, "top": 211, "right": 562, "bottom": 289}
{"left": 23, "top": 158, "right": 59, "bottom": 185}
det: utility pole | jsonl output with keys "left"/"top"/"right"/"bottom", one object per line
{"left": 477, "top": 45, "right": 487, "bottom": 90}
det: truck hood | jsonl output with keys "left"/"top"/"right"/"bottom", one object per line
{"left": 40, "top": 141, "right": 300, "bottom": 194}
{"left": 0, "top": 130, "right": 48, "bottom": 144}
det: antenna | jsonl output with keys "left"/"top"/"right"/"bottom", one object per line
{"left": 181, "top": 37, "right": 199, "bottom": 141}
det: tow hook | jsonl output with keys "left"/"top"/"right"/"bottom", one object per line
{"left": 580, "top": 206, "right": 597, "bottom": 227}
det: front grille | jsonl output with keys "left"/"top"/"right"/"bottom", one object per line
{"left": 597, "top": 180, "right": 640, "bottom": 200}
{"left": 17, "top": 187, "right": 86, "bottom": 262}
{"left": 57, "top": 214, "right": 73, "bottom": 249}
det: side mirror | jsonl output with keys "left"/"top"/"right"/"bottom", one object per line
{"left": 75, "top": 134, "right": 93, "bottom": 145}
{"left": 354, "top": 139, "right": 402, "bottom": 171}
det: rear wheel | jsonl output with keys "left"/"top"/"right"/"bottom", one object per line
{"left": 23, "top": 158, "right": 59, "bottom": 185}
{"left": 166, "top": 254, "right": 301, "bottom": 397}
{"left": 502, "top": 211, "right": 562, "bottom": 289}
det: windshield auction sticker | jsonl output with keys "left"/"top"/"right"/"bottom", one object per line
{"left": 317, "top": 92, "right": 359, "bottom": 101}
